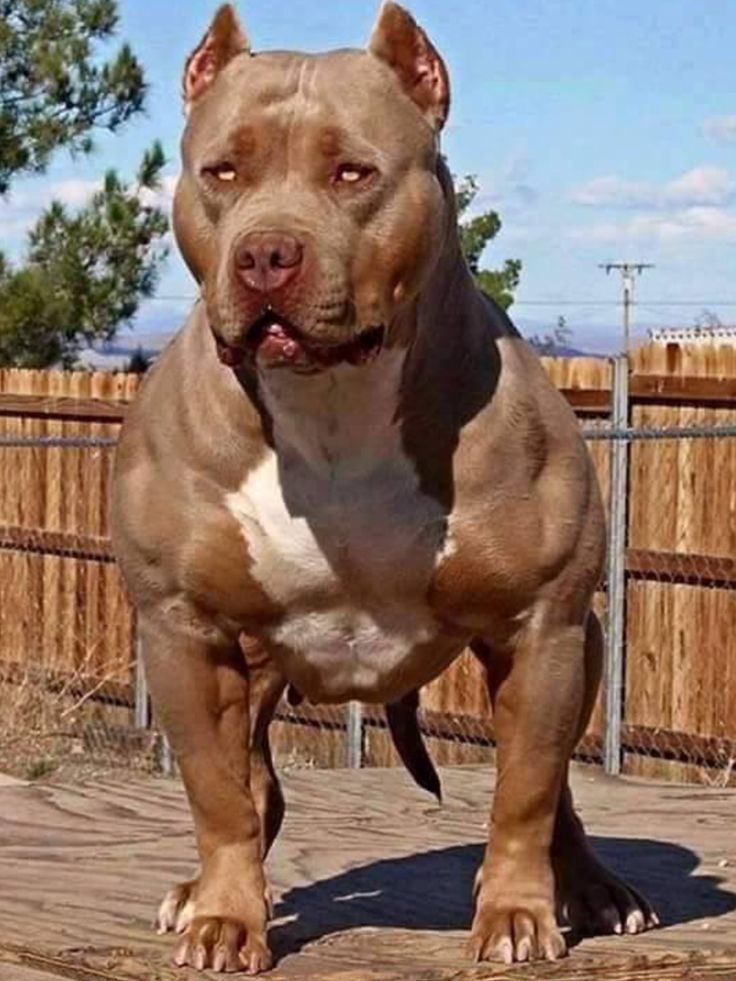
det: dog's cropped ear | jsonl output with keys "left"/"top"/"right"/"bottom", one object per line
{"left": 368, "top": 2, "right": 450, "bottom": 131}
{"left": 183, "top": 5, "right": 250, "bottom": 109}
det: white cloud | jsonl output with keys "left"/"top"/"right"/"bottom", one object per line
{"left": 571, "top": 166, "right": 735, "bottom": 210}
{"left": 568, "top": 206, "right": 736, "bottom": 244}
{"left": 703, "top": 115, "right": 736, "bottom": 143}
{"left": 1, "top": 178, "right": 100, "bottom": 215}
{"left": 469, "top": 157, "right": 539, "bottom": 217}
{"left": 667, "top": 167, "right": 734, "bottom": 206}
{"left": 0, "top": 173, "right": 179, "bottom": 251}
{"left": 50, "top": 179, "right": 101, "bottom": 207}
{"left": 139, "top": 173, "right": 179, "bottom": 210}
{"left": 0, "top": 178, "right": 102, "bottom": 252}
{"left": 571, "top": 176, "right": 650, "bottom": 208}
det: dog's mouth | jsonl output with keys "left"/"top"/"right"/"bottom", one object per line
{"left": 216, "top": 310, "right": 385, "bottom": 371}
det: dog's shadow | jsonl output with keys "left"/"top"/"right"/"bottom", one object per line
{"left": 271, "top": 837, "right": 736, "bottom": 957}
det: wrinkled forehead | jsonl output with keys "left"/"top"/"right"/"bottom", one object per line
{"left": 183, "top": 49, "right": 435, "bottom": 164}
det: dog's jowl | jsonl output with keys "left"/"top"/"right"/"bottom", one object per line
{"left": 111, "top": 2, "right": 657, "bottom": 973}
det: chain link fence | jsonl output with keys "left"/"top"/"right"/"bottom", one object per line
{"left": 594, "top": 418, "right": 736, "bottom": 786}
{"left": 1, "top": 360, "right": 736, "bottom": 786}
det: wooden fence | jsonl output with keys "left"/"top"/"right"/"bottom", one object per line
{"left": 1, "top": 344, "right": 735, "bottom": 783}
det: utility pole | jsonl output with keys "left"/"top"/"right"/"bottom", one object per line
{"left": 598, "top": 262, "right": 654, "bottom": 354}
{"left": 597, "top": 261, "right": 652, "bottom": 775}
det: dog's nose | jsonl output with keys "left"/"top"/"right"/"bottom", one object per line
{"left": 234, "top": 232, "right": 304, "bottom": 294}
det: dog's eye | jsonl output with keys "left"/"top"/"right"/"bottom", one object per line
{"left": 334, "top": 164, "right": 375, "bottom": 186}
{"left": 202, "top": 162, "right": 238, "bottom": 183}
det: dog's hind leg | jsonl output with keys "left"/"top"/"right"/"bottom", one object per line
{"left": 468, "top": 616, "right": 585, "bottom": 964}
{"left": 241, "top": 636, "right": 287, "bottom": 859}
{"left": 550, "top": 613, "right": 658, "bottom": 937}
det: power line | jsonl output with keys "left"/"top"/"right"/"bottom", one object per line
{"left": 513, "top": 300, "right": 736, "bottom": 308}
{"left": 145, "top": 295, "right": 198, "bottom": 302}
{"left": 516, "top": 301, "right": 736, "bottom": 308}
{"left": 145, "top": 294, "right": 736, "bottom": 307}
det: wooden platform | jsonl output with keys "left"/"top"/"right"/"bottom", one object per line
{"left": 1, "top": 764, "right": 736, "bottom": 980}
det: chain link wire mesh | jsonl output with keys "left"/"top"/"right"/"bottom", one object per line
{"left": 611, "top": 421, "right": 736, "bottom": 786}
{"left": 1, "top": 410, "right": 735, "bottom": 786}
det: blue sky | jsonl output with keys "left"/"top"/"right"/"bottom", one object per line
{"left": 3, "top": 0, "right": 736, "bottom": 352}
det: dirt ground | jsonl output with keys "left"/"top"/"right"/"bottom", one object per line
{"left": 1, "top": 763, "right": 736, "bottom": 980}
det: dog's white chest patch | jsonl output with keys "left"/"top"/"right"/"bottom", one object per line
{"left": 225, "top": 354, "right": 449, "bottom": 701}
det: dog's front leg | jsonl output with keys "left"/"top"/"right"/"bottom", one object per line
{"left": 470, "top": 618, "right": 586, "bottom": 965}
{"left": 140, "top": 617, "right": 272, "bottom": 974}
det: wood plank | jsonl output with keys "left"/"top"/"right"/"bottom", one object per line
{"left": 631, "top": 372, "right": 736, "bottom": 406}
{"left": 2, "top": 768, "right": 736, "bottom": 979}
{"left": 0, "top": 386, "right": 614, "bottom": 418}
{"left": 0, "top": 945, "right": 134, "bottom": 980}
{"left": 2, "top": 372, "right": 736, "bottom": 427}
{"left": 0, "top": 393, "right": 129, "bottom": 423}
{"left": 2, "top": 368, "right": 736, "bottom": 428}
{"left": 559, "top": 388, "right": 612, "bottom": 413}
{"left": 0, "top": 959, "right": 84, "bottom": 981}
{"left": 556, "top": 375, "right": 736, "bottom": 413}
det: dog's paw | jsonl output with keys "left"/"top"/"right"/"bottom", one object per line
{"left": 156, "top": 875, "right": 275, "bottom": 934}
{"left": 156, "top": 878, "right": 198, "bottom": 935}
{"left": 555, "top": 853, "right": 659, "bottom": 936}
{"left": 469, "top": 899, "right": 567, "bottom": 964}
{"left": 174, "top": 916, "right": 272, "bottom": 974}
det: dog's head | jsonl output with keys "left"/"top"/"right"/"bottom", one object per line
{"left": 174, "top": 3, "right": 452, "bottom": 372}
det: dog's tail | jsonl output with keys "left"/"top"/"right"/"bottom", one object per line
{"left": 287, "top": 683, "right": 441, "bottom": 802}
{"left": 385, "top": 690, "right": 442, "bottom": 803}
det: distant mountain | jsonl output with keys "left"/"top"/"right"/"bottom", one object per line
{"left": 539, "top": 344, "right": 591, "bottom": 357}
{"left": 76, "top": 323, "right": 606, "bottom": 371}
{"left": 77, "top": 331, "right": 177, "bottom": 369}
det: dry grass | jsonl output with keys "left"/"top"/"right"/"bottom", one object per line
{"left": 0, "top": 652, "right": 157, "bottom": 780}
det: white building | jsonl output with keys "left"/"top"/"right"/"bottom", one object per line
{"left": 648, "top": 325, "right": 736, "bottom": 345}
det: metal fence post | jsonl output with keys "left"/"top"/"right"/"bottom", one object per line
{"left": 134, "top": 632, "right": 151, "bottom": 730}
{"left": 159, "top": 732, "right": 175, "bottom": 778}
{"left": 134, "top": 629, "right": 176, "bottom": 777}
{"left": 346, "top": 701, "right": 364, "bottom": 768}
{"left": 604, "top": 353, "right": 630, "bottom": 775}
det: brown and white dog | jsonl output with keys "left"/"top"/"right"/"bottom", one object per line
{"left": 111, "top": 3, "right": 657, "bottom": 973}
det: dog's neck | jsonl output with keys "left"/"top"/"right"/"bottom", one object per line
{"left": 255, "top": 234, "right": 480, "bottom": 479}
{"left": 257, "top": 346, "right": 407, "bottom": 478}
